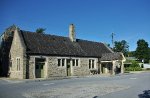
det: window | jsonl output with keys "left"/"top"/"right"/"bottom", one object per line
{"left": 76, "top": 59, "right": 78, "bottom": 66}
{"left": 72, "top": 59, "right": 79, "bottom": 67}
{"left": 16, "top": 58, "right": 20, "bottom": 71}
{"left": 89, "top": 60, "right": 91, "bottom": 69}
{"left": 72, "top": 59, "right": 75, "bottom": 66}
{"left": 92, "top": 60, "right": 94, "bottom": 68}
{"left": 58, "top": 59, "right": 61, "bottom": 66}
{"left": 57, "top": 58, "right": 79, "bottom": 67}
{"left": 89, "top": 59, "right": 95, "bottom": 69}
{"left": 62, "top": 59, "right": 65, "bottom": 66}
{"left": 58, "top": 59, "right": 65, "bottom": 67}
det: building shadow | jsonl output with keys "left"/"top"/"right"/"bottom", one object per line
{"left": 93, "top": 96, "right": 98, "bottom": 98}
{"left": 138, "top": 90, "right": 150, "bottom": 98}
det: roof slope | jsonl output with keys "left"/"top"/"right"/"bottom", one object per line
{"left": 101, "top": 52, "right": 123, "bottom": 61}
{"left": 21, "top": 30, "right": 112, "bottom": 57}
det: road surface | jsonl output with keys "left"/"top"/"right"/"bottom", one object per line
{"left": 0, "top": 72, "right": 150, "bottom": 98}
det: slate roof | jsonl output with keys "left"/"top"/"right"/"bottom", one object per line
{"left": 101, "top": 52, "right": 123, "bottom": 61}
{"left": 20, "top": 30, "right": 113, "bottom": 57}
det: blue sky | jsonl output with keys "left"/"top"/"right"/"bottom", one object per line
{"left": 0, "top": 0, "right": 150, "bottom": 51}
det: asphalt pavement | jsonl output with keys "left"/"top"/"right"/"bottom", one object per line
{"left": 0, "top": 72, "right": 150, "bottom": 98}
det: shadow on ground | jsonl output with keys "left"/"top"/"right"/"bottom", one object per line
{"left": 93, "top": 96, "right": 98, "bottom": 98}
{"left": 138, "top": 90, "right": 150, "bottom": 98}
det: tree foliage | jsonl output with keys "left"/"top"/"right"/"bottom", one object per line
{"left": 113, "top": 40, "right": 129, "bottom": 56}
{"left": 36, "top": 28, "right": 46, "bottom": 34}
{"left": 135, "top": 39, "right": 150, "bottom": 63}
{"left": 128, "top": 51, "right": 136, "bottom": 57}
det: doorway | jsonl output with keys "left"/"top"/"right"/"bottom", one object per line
{"left": 101, "top": 64, "right": 105, "bottom": 74}
{"left": 101, "top": 63, "right": 113, "bottom": 74}
{"left": 107, "top": 63, "right": 113, "bottom": 74}
{"left": 66, "top": 59, "right": 71, "bottom": 76}
{"left": 35, "top": 58, "right": 45, "bottom": 78}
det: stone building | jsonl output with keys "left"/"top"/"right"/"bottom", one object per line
{"left": 1, "top": 24, "right": 125, "bottom": 79}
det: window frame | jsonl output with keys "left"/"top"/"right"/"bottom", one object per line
{"left": 62, "top": 59, "right": 65, "bottom": 66}
{"left": 72, "top": 59, "right": 75, "bottom": 66}
{"left": 89, "top": 59, "right": 96, "bottom": 69}
{"left": 76, "top": 59, "right": 79, "bottom": 66}
{"left": 58, "top": 59, "right": 61, "bottom": 67}
{"left": 57, "top": 58, "right": 65, "bottom": 67}
{"left": 57, "top": 58, "right": 80, "bottom": 67}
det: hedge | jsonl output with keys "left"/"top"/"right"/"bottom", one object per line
{"left": 125, "top": 67, "right": 142, "bottom": 71}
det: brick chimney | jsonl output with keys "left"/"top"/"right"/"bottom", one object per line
{"left": 69, "top": 24, "right": 76, "bottom": 42}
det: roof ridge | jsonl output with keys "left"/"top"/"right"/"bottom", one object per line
{"left": 20, "top": 29, "right": 70, "bottom": 39}
{"left": 21, "top": 29, "right": 105, "bottom": 44}
{"left": 76, "top": 38, "right": 103, "bottom": 44}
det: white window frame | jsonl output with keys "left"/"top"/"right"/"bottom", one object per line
{"left": 57, "top": 57, "right": 80, "bottom": 67}
{"left": 89, "top": 59, "right": 96, "bottom": 69}
{"left": 57, "top": 58, "right": 66, "bottom": 67}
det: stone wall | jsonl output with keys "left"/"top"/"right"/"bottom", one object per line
{"left": 28, "top": 56, "right": 98, "bottom": 79}
{"left": 47, "top": 57, "right": 67, "bottom": 77}
{"left": 47, "top": 57, "right": 95, "bottom": 77}
{"left": 9, "top": 29, "right": 26, "bottom": 79}
{"left": 72, "top": 58, "right": 90, "bottom": 76}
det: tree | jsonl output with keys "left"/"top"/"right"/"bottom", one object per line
{"left": 113, "top": 40, "right": 129, "bottom": 56}
{"left": 135, "top": 39, "right": 150, "bottom": 63}
{"left": 128, "top": 51, "right": 136, "bottom": 57}
{"left": 36, "top": 28, "right": 46, "bottom": 34}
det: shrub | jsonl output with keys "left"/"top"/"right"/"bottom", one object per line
{"left": 125, "top": 67, "right": 133, "bottom": 71}
{"left": 125, "top": 67, "right": 142, "bottom": 71}
{"left": 134, "top": 67, "right": 142, "bottom": 71}
{"left": 125, "top": 61, "right": 142, "bottom": 71}
{"left": 130, "top": 61, "right": 139, "bottom": 67}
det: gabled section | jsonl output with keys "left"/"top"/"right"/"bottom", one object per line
{"left": 9, "top": 27, "right": 27, "bottom": 79}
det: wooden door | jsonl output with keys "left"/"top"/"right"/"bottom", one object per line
{"left": 66, "top": 59, "right": 71, "bottom": 76}
{"left": 35, "top": 62, "right": 44, "bottom": 78}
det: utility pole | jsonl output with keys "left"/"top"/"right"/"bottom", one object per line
{"left": 111, "top": 32, "right": 115, "bottom": 48}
